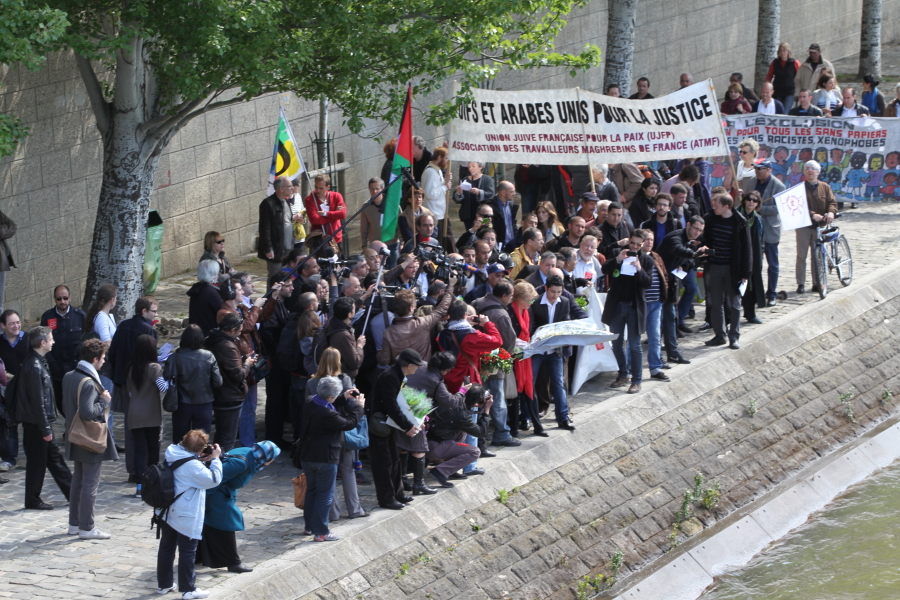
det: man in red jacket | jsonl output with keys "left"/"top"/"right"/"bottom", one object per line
{"left": 303, "top": 174, "right": 347, "bottom": 254}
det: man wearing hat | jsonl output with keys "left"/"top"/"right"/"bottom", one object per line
{"left": 573, "top": 192, "right": 600, "bottom": 228}
{"left": 464, "top": 263, "right": 509, "bottom": 303}
{"left": 368, "top": 349, "right": 424, "bottom": 510}
{"left": 508, "top": 227, "right": 544, "bottom": 279}
{"left": 739, "top": 159, "right": 785, "bottom": 306}
{"left": 795, "top": 43, "right": 838, "bottom": 105}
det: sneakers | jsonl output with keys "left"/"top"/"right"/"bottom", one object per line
{"left": 68, "top": 525, "right": 80, "bottom": 535}
{"left": 156, "top": 585, "right": 177, "bottom": 595}
{"left": 79, "top": 528, "right": 111, "bottom": 540}
{"left": 313, "top": 533, "right": 340, "bottom": 542}
{"left": 135, "top": 484, "right": 142, "bottom": 499}
{"left": 182, "top": 590, "right": 210, "bottom": 599}
{"left": 0, "top": 461, "right": 12, "bottom": 472}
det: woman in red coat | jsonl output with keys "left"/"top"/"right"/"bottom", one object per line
{"left": 438, "top": 299, "right": 503, "bottom": 393}
{"left": 303, "top": 174, "right": 347, "bottom": 252}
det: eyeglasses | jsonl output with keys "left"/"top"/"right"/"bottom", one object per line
{"left": 740, "top": 150, "right": 752, "bottom": 155}
{"left": 216, "top": 239, "right": 225, "bottom": 244}
{"left": 56, "top": 296, "right": 69, "bottom": 301}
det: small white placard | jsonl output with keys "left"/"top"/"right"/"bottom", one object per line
{"left": 774, "top": 183, "right": 813, "bottom": 231}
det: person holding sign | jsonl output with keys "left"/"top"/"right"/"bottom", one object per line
{"left": 602, "top": 231, "right": 653, "bottom": 394}
{"left": 795, "top": 161, "right": 837, "bottom": 294}
{"left": 702, "top": 194, "right": 751, "bottom": 350}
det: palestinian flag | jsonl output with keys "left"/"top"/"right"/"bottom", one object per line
{"left": 267, "top": 107, "right": 307, "bottom": 195}
{"left": 382, "top": 86, "right": 413, "bottom": 242}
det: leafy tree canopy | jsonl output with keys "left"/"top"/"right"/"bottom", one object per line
{"left": 50, "top": 0, "right": 601, "bottom": 133}
{"left": 0, "top": 0, "right": 68, "bottom": 157}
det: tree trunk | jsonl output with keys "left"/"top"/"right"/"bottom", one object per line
{"left": 858, "top": 0, "right": 882, "bottom": 78}
{"left": 603, "top": 0, "right": 638, "bottom": 97}
{"left": 754, "top": 0, "right": 780, "bottom": 92}
{"left": 81, "top": 39, "right": 170, "bottom": 319}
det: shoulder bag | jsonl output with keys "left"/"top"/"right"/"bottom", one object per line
{"left": 66, "top": 377, "right": 108, "bottom": 453}
{"left": 343, "top": 415, "right": 369, "bottom": 450}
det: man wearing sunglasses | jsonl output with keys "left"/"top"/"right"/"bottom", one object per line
{"left": 40, "top": 285, "right": 86, "bottom": 415}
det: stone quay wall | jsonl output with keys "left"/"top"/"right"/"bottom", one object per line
{"left": 1, "top": 0, "right": 899, "bottom": 318}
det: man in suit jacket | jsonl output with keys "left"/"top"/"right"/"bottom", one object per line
{"left": 529, "top": 275, "right": 575, "bottom": 431}
{"left": 601, "top": 230, "right": 653, "bottom": 394}
{"left": 524, "top": 252, "right": 556, "bottom": 289}
{"left": 487, "top": 181, "right": 520, "bottom": 251}
{"left": 258, "top": 176, "right": 296, "bottom": 276}
{"left": 739, "top": 160, "right": 785, "bottom": 306}
{"left": 751, "top": 83, "right": 786, "bottom": 114}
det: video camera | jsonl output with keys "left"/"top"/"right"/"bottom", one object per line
{"left": 316, "top": 255, "right": 358, "bottom": 279}
{"left": 414, "top": 243, "right": 474, "bottom": 285}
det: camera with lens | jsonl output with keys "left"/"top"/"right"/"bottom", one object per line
{"left": 692, "top": 247, "right": 715, "bottom": 259}
{"left": 626, "top": 250, "right": 638, "bottom": 257}
{"left": 316, "top": 255, "right": 356, "bottom": 279}
{"left": 414, "top": 242, "right": 443, "bottom": 263}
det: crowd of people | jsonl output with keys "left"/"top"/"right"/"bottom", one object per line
{"left": 0, "top": 38, "right": 859, "bottom": 600}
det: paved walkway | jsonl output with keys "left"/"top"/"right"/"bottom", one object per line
{"left": 0, "top": 200, "right": 898, "bottom": 600}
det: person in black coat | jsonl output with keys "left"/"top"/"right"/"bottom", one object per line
{"left": 426, "top": 385, "right": 490, "bottom": 487}
{"left": 107, "top": 296, "right": 159, "bottom": 481}
{"left": 529, "top": 276, "right": 576, "bottom": 430}
{"left": 188, "top": 260, "right": 223, "bottom": 336}
{"left": 259, "top": 274, "right": 294, "bottom": 447}
{"left": 40, "top": 285, "right": 86, "bottom": 415}
{"left": 658, "top": 218, "right": 705, "bottom": 364}
{"left": 628, "top": 178, "right": 659, "bottom": 231}
{"left": 15, "top": 327, "right": 71, "bottom": 509}
{"left": 601, "top": 231, "right": 653, "bottom": 393}
{"left": 298, "top": 375, "right": 363, "bottom": 541}
{"left": 257, "top": 176, "right": 296, "bottom": 276}
{"left": 366, "top": 349, "right": 424, "bottom": 510}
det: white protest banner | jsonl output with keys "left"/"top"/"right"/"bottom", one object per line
{"left": 721, "top": 113, "right": 900, "bottom": 202}
{"left": 450, "top": 81, "right": 727, "bottom": 165}
{"left": 773, "top": 183, "right": 813, "bottom": 231}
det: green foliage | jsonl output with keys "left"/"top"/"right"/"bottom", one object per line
{"left": 397, "top": 563, "right": 410, "bottom": 577}
{"left": 575, "top": 296, "right": 589, "bottom": 309}
{"left": 675, "top": 472, "right": 721, "bottom": 524}
{"left": 882, "top": 388, "right": 894, "bottom": 403}
{"left": 402, "top": 387, "right": 434, "bottom": 420}
{"left": 575, "top": 550, "right": 624, "bottom": 598}
{"left": 747, "top": 398, "right": 758, "bottom": 416}
{"left": 0, "top": 0, "right": 68, "bottom": 158}
{"left": 417, "top": 552, "right": 432, "bottom": 565}
{"left": 667, "top": 523, "right": 680, "bottom": 551}
{"left": 469, "top": 518, "right": 480, "bottom": 532}
{"left": 675, "top": 489, "right": 694, "bottom": 523}
{"left": 43, "top": 0, "right": 601, "bottom": 134}
{"left": 497, "top": 489, "right": 509, "bottom": 504}
{"left": 701, "top": 481, "right": 721, "bottom": 510}
{"left": 839, "top": 390, "right": 857, "bottom": 423}
{"left": 692, "top": 471, "right": 706, "bottom": 500}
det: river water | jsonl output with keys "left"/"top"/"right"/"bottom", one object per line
{"left": 699, "top": 459, "right": 900, "bottom": 600}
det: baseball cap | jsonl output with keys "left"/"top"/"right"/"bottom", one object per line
{"left": 397, "top": 348, "right": 425, "bottom": 366}
{"left": 754, "top": 159, "right": 773, "bottom": 169}
{"left": 808, "top": 43, "right": 821, "bottom": 52}
{"left": 580, "top": 192, "right": 600, "bottom": 204}
{"left": 487, "top": 262, "right": 509, "bottom": 274}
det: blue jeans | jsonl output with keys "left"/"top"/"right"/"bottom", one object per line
{"left": 646, "top": 300, "right": 664, "bottom": 373}
{"left": 678, "top": 270, "right": 698, "bottom": 323}
{"left": 609, "top": 301, "right": 642, "bottom": 383}
{"left": 485, "top": 378, "right": 510, "bottom": 442}
{"left": 764, "top": 242, "right": 779, "bottom": 300}
{"left": 238, "top": 384, "right": 258, "bottom": 448}
{"left": 303, "top": 462, "right": 338, "bottom": 535}
{"left": 463, "top": 409, "right": 479, "bottom": 474}
{"left": 531, "top": 353, "right": 569, "bottom": 424}
{"left": 662, "top": 300, "right": 679, "bottom": 358}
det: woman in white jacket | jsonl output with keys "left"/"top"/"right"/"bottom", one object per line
{"left": 156, "top": 430, "right": 223, "bottom": 600}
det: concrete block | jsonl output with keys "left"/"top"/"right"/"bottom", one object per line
{"left": 194, "top": 143, "right": 221, "bottom": 178}
{"left": 9, "top": 156, "right": 43, "bottom": 195}
{"left": 805, "top": 447, "right": 877, "bottom": 501}
{"left": 220, "top": 137, "right": 249, "bottom": 170}
{"left": 168, "top": 148, "right": 197, "bottom": 185}
{"left": 858, "top": 423, "right": 900, "bottom": 468}
{"left": 158, "top": 183, "right": 186, "bottom": 219}
{"left": 231, "top": 101, "right": 258, "bottom": 136}
{"left": 614, "top": 552, "right": 713, "bottom": 600}
{"left": 205, "top": 107, "right": 234, "bottom": 142}
{"left": 686, "top": 515, "right": 773, "bottom": 577}
{"left": 20, "top": 118, "right": 55, "bottom": 157}
{"left": 174, "top": 211, "right": 201, "bottom": 248}
{"left": 184, "top": 175, "right": 211, "bottom": 210}
{"left": 234, "top": 163, "right": 261, "bottom": 198}
{"left": 748, "top": 480, "right": 827, "bottom": 541}
{"left": 45, "top": 216, "right": 77, "bottom": 256}
{"left": 180, "top": 115, "right": 207, "bottom": 149}
{"left": 34, "top": 251, "right": 65, "bottom": 292}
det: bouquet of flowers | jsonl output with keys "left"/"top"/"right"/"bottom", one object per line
{"left": 575, "top": 296, "right": 589, "bottom": 309}
{"left": 480, "top": 348, "right": 514, "bottom": 376}
{"left": 386, "top": 386, "right": 435, "bottom": 430}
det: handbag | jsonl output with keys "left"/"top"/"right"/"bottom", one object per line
{"left": 162, "top": 357, "right": 180, "bottom": 413}
{"left": 292, "top": 473, "right": 307, "bottom": 509}
{"left": 369, "top": 411, "right": 393, "bottom": 438}
{"left": 66, "top": 377, "right": 108, "bottom": 453}
{"left": 504, "top": 368, "right": 518, "bottom": 399}
{"left": 343, "top": 415, "right": 369, "bottom": 451}
{"left": 249, "top": 356, "right": 271, "bottom": 383}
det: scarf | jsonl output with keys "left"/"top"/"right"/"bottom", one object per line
{"left": 511, "top": 302, "right": 534, "bottom": 399}
{"left": 312, "top": 394, "right": 335, "bottom": 411}
{"left": 447, "top": 320, "right": 475, "bottom": 333}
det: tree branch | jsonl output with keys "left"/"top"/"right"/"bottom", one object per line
{"left": 75, "top": 53, "right": 111, "bottom": 137}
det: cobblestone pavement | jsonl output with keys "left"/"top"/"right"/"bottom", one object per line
{"left": 0, "top": 201, "right": 898, "bottom": 600}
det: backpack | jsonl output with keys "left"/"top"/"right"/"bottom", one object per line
{"left": 301, "top": 327, "right": 328, "bottom": 375}
{"left": 142, "top": 456, "right": 197, "bottom": 538}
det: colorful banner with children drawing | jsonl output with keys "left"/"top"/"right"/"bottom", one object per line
{"left": 721, "top": 114, "right": 900, "bottom": 202}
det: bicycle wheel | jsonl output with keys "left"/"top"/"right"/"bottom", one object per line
{"left": 835, "top": 235, "right": 853, "bottom": 287}
{"left": 814, "top": 245, "right": 827, "bottom": 299}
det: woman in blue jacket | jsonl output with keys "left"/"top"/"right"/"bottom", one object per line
{"left": 196, "top": 441, "right": 280, "bottom": 573}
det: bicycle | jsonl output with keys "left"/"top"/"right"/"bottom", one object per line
{"left": 811, "top": 217, "right": 852, "bottom": 299}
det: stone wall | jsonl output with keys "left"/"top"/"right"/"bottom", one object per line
{"left": 1, "top": 0, "right": 898, "bottom": 318}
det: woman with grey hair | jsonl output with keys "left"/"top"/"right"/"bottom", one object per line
{"left": 591, "top": 163, "right": 619, "bottom": 202}
{"left": 298, "top": 375, "right": 364, "bottom": 542}
{"left": 187, "top": 259, "right": 224, "bottom": 336}
{"left": 454, "top": 160, "right": 495, "bottom": 230}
